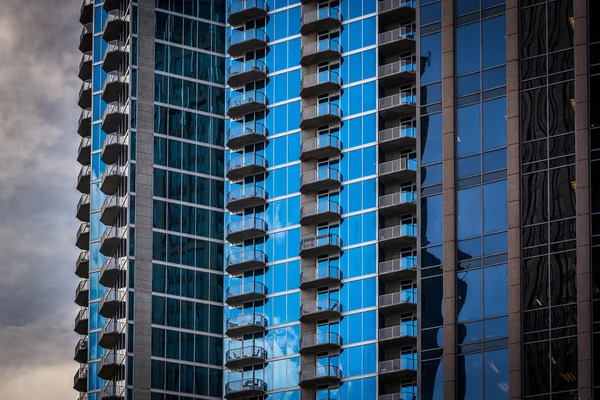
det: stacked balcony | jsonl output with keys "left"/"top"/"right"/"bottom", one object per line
{"left": 76, "top": 194, "right": 90, "bottom": 222}
{"left": 225, "top": 313, "right": 268, "bottom": 338}
{"left": 79, "top": 0, "right": 93, "bottom": 25}
{"left": 103, "top": 0, "right": 127, "bottom": 12}
{"left": 379, "top": 24, "right": 416, "bottom": 56}
{"left": 378, "top": 0, "right": 416, "bottom": 24}
{"left": 226, "top": 153, "right": 267, "bottom": 181}
{"left": 226, "top": 282, "right": 267, "bottom": 306}
{"left": 299, "top": 332, "right": 342, "bottom": 354}
{"left": 379, "top": 358, "right": 417, "bottom": 380}
{"left": 101, "top": 133, "right": 128, "bottom": 165}
{"left": 100, "top": 383, "right": 125, "bottom": 400}
{"left": 75, "top": 250, "right": 90, "bottom": 279}
{"left": 300, "top": 71, "right": 342, "bottom": 99}
{"left": 76, "top": 165, "right": 91, "bottom": 194}
{"left": 300, "top": 7, "right": 342, "bottom": 35}
{"left": 78, "top": 52, "right": 92, "bottom": 81}
{"left": 77, "top": 137, "right": 91, "bottom": 166}
{"left": 300, "top": 299, "right": 342, "bottom": 322}
{"left": 100, "top": 196, "right": 126, "bottom": 226}
{"left": 226, "top": 185, "right": 267, "bottom": 212}
{"left": 299, "top": 200, "right": 342, "bottom": 226}
{"left": 73, "top": 366, "right": 88, "bottom": 392}
{"left": 100, "top": 164, "right": 125, "bottom": 195}
{"left": 99, "top": 318, "right": 125, "bottom": 349}
{"left": 299, "top": 168, "right": 341, "bottom": 194}
{"left": 74, "top": 338, "right": 88, "bottom": 364}
{"left": 225, "top": 249, "right": 267, "bottom": 275}
{"left": 98, "top": 350, "right": 125, "bottom": 380}
{"left": 75, "top": 222, "right": 90, "bottom": 250}
{"left": 228, "top": 60, "right": 268, "bottom": 88}
{"left": 300, "top": 134, "right": 341, "bottom": 161}
{"left": 227, "top": 122, "right": 267, "bottom": 150}
{"left": 379, "top": 290, "right": 417, "bottom": 315}
{"left": 100, "top": 256, "right": 127, "bottom": 287}
{"left": 102, "top": 71, "right": 128, "bottom": 104}
{"left": 379, "top": 256, "right": 417, "bottom": 282}
{"left": 300, "top": 103, "right": 342, "bottom": 129}
{"left": 299, "top": 266, "right": 342, "bottom": 290}
{"left": 299, "top": 365, "right": 342, "bottom": 387}
{"left": 299, "top": 233, "right": 341, "bottom": 258}
{"left": 75, "top": 280, "right": 89, "bottom": 307}
{"left": 74, "top": 308, "right": 89, "bottom": 335}
{"left": 227, "top": 28, "right": 268, "bottom": 58}
{"left": 379, "top": 324, "right": 417, "bottom": 347}
{"left": 228, "top": 0, "right": 268, "bottom": 26}
{"left": 99, "top": 287, "right": 126, "bottom": 318}
{"left": 227, "top": 91, "right": 267, "bottom": 119}
{"left": 103, "top": 40, "right": 128, "bottom": 73}
{"left": 103, "top": 10, "right": 129, "bottom": 42}
{"left": 102, "top": 102, "right": 127, "bottom": 134}
{"left": 79, "top": 23, "right": 92, "bottom": 53}
{"left": 378, "top": 223, "right": 417, "bottom": 249}
{"left": 78, "top": 80, "right": 92, "bottom": 110}
{"left": 99, "top": 226, "right": 127, "bottom": 256}
{"left": 78, "top": 109, "right": 92, "bottom": 137}
{"left": 300, "top": 39, "right": 342, "bottom": 66}
{"left": 226, "top": 217, "right": 267, "bottom": 243}
{"left": 379, "top": 56, "right": 417, "bottom": 88}
{"left": 224, "top": 345, "right": 267, "bottom": 370}
{"left": 225, "top": 378, "right": 267, "bottom": 399}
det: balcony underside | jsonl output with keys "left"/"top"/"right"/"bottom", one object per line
{"left": 300, "top": 17, "right": 341, "bottom": 35}
{"left": 73, "top": 376, "right": 87, "bottom": 393}
{"left": 74, "top": 318, "right": 89, "bottom": 336}
{"left": 225, "top": 388, "right": 266, "bottom": 400}
{"left": 78, "top": 89, "right": 92, "bottom": 110}
{"left": 299, "top": 178, "right": 341, "bottom": 194}
{"left": 225, "top": 291, "right": 267, "bottom": 307}
{"left": 379, "top": 302, "right": 417, "bottom": 316}
{"left": 224, "top": 355, "right": 266, "bottom": 370}
{"left": 103, "top": 0, "right": 124, "bottom": 11}
{"left": 298, "top": 374, "right": 341, "bottom": 388}
{"left": 98, "top": 362, "right": 124, "bottom": 380}
{"left": 378, "top": 368, "right": 417, "bottom": 381}
{"left": 379, "top": 267, "right": 417, "bottom": 283}
{"left": 378, "top": 169, "right": 416, "bottom": 185}
{"left": 299, "top": 309, "right": 341, "bottom": 323}
{"left": 99, "top": 265, "right": 124, "bottom": 288}
{"left": 78, "top": 116, "right": 91, "bottom": 137}
{"left": 228, "top": 39, "right": 268, "bottom": 58}
{"left": 102, "top": 111, "right": 126, "bottom": 134}
{"left": 99, "top": 236, "right": 125, "bottom": 257}
{"left": 226, "top": 195, "right": 266, "bottom": 213}
{"left": 226, "top": 227, "right": 266, "bottom": 244}
{"left": 100, "top": 204, "right": 125, "bottom": 226}
{"left": 300, "top": 144, "right": 341, "bottom": 161}
{"left": 79, "top": 34, "right": 92, "bottom": 53}
{"left": 227, "top": 131, "right": 266, "bottom": 150}
{"left": 299, "top": 275, "right": 341, "bottom": 290}
{"left": 378, "top": 39, "right": 416, "bottom": 57}
{"left": 379, "top": 71, "right": 416, "bottom": 89}
{"left": 299, "top": 210, "right": 341, "bottom": 226}
{"left": 225, "top": 324, "right": 266, "bottom": 338}
{"left": 79, "top": 59, "right": 92, "bottom": 81}
{"left": 226, "top": 259, "right": 266, "bottom": 276}
{"left": 76, "top": 202, "right": 90, "bottom": 222}
{"left": 228, "top": 7, "right": 268, "bottom": 27}
{"left": 299, "top": 243, "right": 341, "bottom": 258}
{"left": 75, "top": 289, "right": 89, "bottom": 307}
{"left": 103, "top": 19, "right": 129, "bottom": 43}
{"left": 102, "top": 81, "right": 129, "bottom": 104}
{"left": 379, "top": 201, "right": 416, "bottom": 218}
{"left": 99, "top": 330, "right": 124, "bottom": 349}
{"left": 299, "top": 113, "right": 341, "bottom": 130}
{"left": 75, "top": 232, "right": 90, "bottom": 251}
{"left": 103, "top": 50, "right": 128, "bottom": 73}
{"left": 300, "top": 49, "right": 341, "bottom": 67}
{"left": 378, "top": 235, "right": 416, "bottom": 250}
{"left": 228, "top": 69, "right": 267, "bottom": 89}
{"left": 227, "top": 101, "right": 267, "bottom": 119}
{"left": 100, "top": 174, "right": 124, "bottom": 196}
{"left": 299, "top": 341, "right": 341, "bottom": 355}
{"left": 379, "top": 104, "right": 416, "bottom": 120}
{"left": 379, "top": 334, "right": 417, "bottom": 348}
{"left": 378, "top": 5, "right": 415, "bottom": 25}
{"left": 226, "top": 164, "right": 267, "bottom": 181}
{"left": 99, "top": 299, "right": 123, "bottom": 319}
{"left": 300, "top": 80, "right": 341, "bottom": 99}
{"left": 379, "top": 135, "right": 416, "bottom": 152}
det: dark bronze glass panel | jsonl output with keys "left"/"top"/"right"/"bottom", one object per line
{"left": 547, "top": 0, "right": 574, "bottom": 53}
{"left": 549, "top": 133, "right": 575, "bottom": 158}
{"left": 521, "top": 55, "right": 547, "bottom": 80}
{"left": 523, "top": 341, "right": 551, "bottom": 396}
{"left": 550, "top": 304, "right": 577, "bottom": 329}
{"left": 549, "top": 165, "right": 576, "bottom": 220}
{"left": 522, "top": 255, "right": 549, "bottom": 310}
{"left": 550, "top": 338, "right": 578, "bottom": 393}
{"left": 522, "top": 138, "right": 547, "bottom": 164}
{"left": 548, "top": 81, "right": 575, "bottom": 136}
{"left": 520, "top": 4, "right": 546, "bottom": 59}
{"left": 522, "top": 223, "right": 548, "bottom": 248}
{"left": 521, "top": 171, "right": 549, "bottom": 225}
{"left": 549, "top": 251, "right": 577, "bottom": 306}
{"left": 549, "top": 218, "right": 576, "bottom": 243}
{"left": 520, "top": 87, "right": 547, "bottom": 141}
{"left": 548, "top": 49, "right": 574, "bottom": 74}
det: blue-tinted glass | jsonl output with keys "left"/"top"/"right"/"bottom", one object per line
{"left": 456, "top": 0, "right": 479, "bottom": 15}
{"left": 483, "top": 232, "right": 507, "bottom": 256}
{"left": 457, "top": 237, "right": 482, "bottom": 261}
{"left": 484, "top": 348, "right": 509, "bottom": 399}
{"left": 422, "top": 82, "right": 442, "bottom": 104}
{"left": 482, "top": 15, "right": 506, "bottom": 69}
{"left": 484, "top": 263, "right": 508, "bottom": 317}
{"left": 484, "top": 316, "right": 508, "bottom": 339}
{"left": 458, "top": 320, "right": 482, "bottom": 344}
{"left": 457, "top": 155, "right": 481, "bottom": 178}
{"left": 421, "top": 195, "right": 443, "bottom": 247}
{"left": 482, "top": 66, "right": 506, "bottom": 90}
{"left": 420, "top": 2, "right": 441, "bottom": 25}
{"left": 457, "top": 73, "right": 480, "bottom": 96}
{"left": 457, "top": 268, "right": 482, "bottom": 322}
{"left": 458, "top": 353, "right": 483, "bottom": 399}
{"left": 482, "top": 97, "right": 507, "bottom": 151}
{"left": 457, "top": 186, "right": 482, "bottom": 239}
{"left": 483, "top": 148, "right": 507, "bottom": 172}
{"left": 483, "top": 180, "right": 507, "bottom": 234}
{"left": 421, "top": 359, "right": 444, "bottom": 400}
{"left": 456, "top": 103, "right": 481, "bottom": 157}
{"left": 456, "top": 22, "right": 481, "bottom": 76}
{"left": 421, "top": 163, "right": 442, "bottom": 187}
{"left": 421, "top": 113, "right": 442, "bottom": 165}
{"left": 420, "top": 33, "right": 442, "bottom": 84}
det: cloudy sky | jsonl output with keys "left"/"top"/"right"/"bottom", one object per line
{"left": 0, "top": 0, "right": 82, "bottom": 397}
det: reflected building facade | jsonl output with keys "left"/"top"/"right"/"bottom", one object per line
{"left": 73, "top": 0, "right": 597, "bottom": 399}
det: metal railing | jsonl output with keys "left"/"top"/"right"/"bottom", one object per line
{"left": 301, "top": 135, "right": 341, "bottom": 154}
{"left": 300, "top": 233, "right": 342, "bottom": 251}
{"left": 100, "top": 287, "right": 126, "bottom": 309}
{"left": 102, "top": 195, "right": 125, "bottom": 214}
{"left": 103, "top": 101, "right": 125, "bottom": 121}
{"left": 102, "top": 164, "right": 124, "bottom": 181}
{"left": 228, "top": 28, "right": 268, "bottom": 46}
{"left": 74, "top": 366, "right": 88, "bottom": 384}
{"left": 226, "top": 313, "right": 268, "bottom": 331}
{"left": 77, "top": 250, "right": 89, "bottom": 266}
{"left": 226, "top": 281, "right": 267, "bottom": 299}
{"left": 379, "top": 290, "right": 417, "bottom": 307}
{"left": 379, "top": 91, "right": 417, "bottom": 109}
{"left": 379, "top": 324, "right": 417, "bottom": 340}
{"left": 225, "top": 378, "right": 266, "bottom": 395}
{"left": 104, "top": 39, "right": 125, "bottom": 57}
{"left": 101, "top": 256, "right": 126, "bottom": 278}
{"left": 104, "top": 70, "right": 125, "bottom": 87}
{"left": 75, "top": 279, "right": 89, "bottom": 297}
{"left": 77, "top": 165, "right": 91, "bottom": 184}
{"left": 379, "top": 358, "right": 417, "bottom": 373}
{"left": 227, "top": 122, "right": 267, "bottom": 143}
{"left": 301, "top": 39, "right": 342, "bottom": 58}
{"left": 228, "top": 59, "right": 267, "bottom": 78}
{"left": 379, "top": 224, "right": 417, "bottom": 241}
{"left": 301, "top": 7, "right": 341, "bottom": 26}
{"left": 104, "top": 9, "right": 126, "bottom": 29}
{"left": 379, "top": 121, "right": 417, "bottom": 142}
{"left": 102, "top": 317, "right": 125, "bottom": 336}
{"left": 75, "top": 308, "right": 89, "bottom": 326}
{"left": 301, "top": 201, "right": 342, "bottom": 219}
{"left": 301, "top": 70, "right": 342, "bottom": 89}
{"left": 77, "top": 194, "right": 90, "bottom": 209}
{"left": 78, "top": 137, "right": 91, "bottom": 154}
{"left": 101, "top": 383, "right": 125, "bottom": 399}
{"left": 379, "top": 25, "right": 416, "bottom": 45}
{"left": 225, "top": 345, "right": 267, "bottom": 362}
{"left": 227, "top": 217, "right": 267, "bottom": 235}
{"left": 300, "top": 332, "right": 342, "bottom": 348}
{"left": 79, "top": 51, "right": 92, "bottom": 71}
{"left": 76, "top": 222, "right": 90, "bottom": 239}
{"left": 79, "top": 109, "right": 91, "bottom": 125}
{"left": 75, "top": 338, "right": 88, "bottom": 356}
{"left": 100, "top": 225, "right": 126, "bottom": 245}
{"left": 300, "top": 266, "right": 342, "bottom": 284}
{"left": 379, "top": 256, "right": 417, "bottom": 274}
{"left": 379, "top": 156, "right": 417, "bottom": 175}
{"left": 301, "top": 103, "right": 342, "bottom": 121}
{"left": 300, "top": 365, "right": 342, "bottom": 381}
{"left": 300, "top": 168, "right": 342, "bottom": 187}
{"left": 226, "top": 249, "right": 267, "bottom": 267}
{"left": 79, "top": 80, "right": 91, "bottom": 98}
{"left": 80, "top": 23, "right": 92, "bottom": 43}
{"left": 301, "top": 299, "right": 342, "bottom": 315}
{"left": 379, "top": 56, "right": 417, "bottom": 78}
{"left": 228, "top": 0, "right": 268, "bottom": 16}
{"left": 378, "top": 0, "right": 416, "bottom": 13}
{"left": 379, "top": 191, "right": 416, "bottom": 208}
{"left": 227, "top": 153, "right": 267, "bottom": 173}
{"left": 228, "top": 90, "right": 267, "bottom": 110}
{"left": 101, "top": 349, "right": 125, "bottom": 368}
{"left": 227, "top": 185, "right": 266, "bottom": 205}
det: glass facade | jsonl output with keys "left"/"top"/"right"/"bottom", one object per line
{"left": 74, "top": 0, "right": 593, "bottom": 399}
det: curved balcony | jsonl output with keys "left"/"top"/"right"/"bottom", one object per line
{"left": 299, "top": 299, "right": 342, "bottom": 322}
{"left": 226, "top": 249, "right": 267, "bottom": 275}
{"left": 379, "top": 256, "right": 417, "bottom": 282}
{"left": 379, "top": 290, "right": 417, "bottom": 316}
{"left": 102, "top": 70, "right": 129, "bottom": 104}
{"left": 226, "top": 281, "right": 267, "bottom": 306}
{"left": 75, "top": 222, "right": 90, "bottom": 251}
{"left": 300, "top": 39, "right": 342, "bottom": 66}
{"left": 101, "top": 133, "right": 127, "bottom": 165}
{"left": 299, "top": 332, "right": 342, "bottom": 354}
{"left": 300, "top": 201, "right": 341, "bottom": 226}
{"left": 77, "top": 136, "right": 91, "bottom": 166}
{"left": 74, "top": 308, "right": 89, "bottom": 335}
{"left": 378, "top": 0, "right": 416, "bottom": 25}
{"left": 228, "top": 0, "right": 268, "bottom": 26}
{"left": 224, "top": 345, "right": 267, "bottom": 370}
{"left": 379, "top": 25, "right": 416, "bottom": 56}
{"left": 98, "top": 350, "right": 125, "bottom": 380}
{"left": 379, "top": 223, "right": 416, "bottom": 249}
{"left": 76, "top": 194, "right": 90, "bottom": 222}
{"left": 75, "top": 250, "right": 90, "bottom": 279}
{"left": 299, "top": 365, "right": 342, "bottom": 387}
{"left": 227, "top": 185, "right": 267, "bottom": 212}
{"left": 227, "top": 91, "right": 267, "bottom": 119}
{"left": 299, "top": 266, "right": 342, "bottom": 290}
{"left": 227, "top": 122, "right": 268, "bottom": 150}
{"left": 102, "top": 101, "right": 127, "bottom": 134}
{"left": 299, "top": 233, "right": 341, "bottom": 258}
{"left": 73, "top": 366, "right": 88, "bottom": 392}
{"left": 79, "top": 23, "right": 92, "bottom": 53}
{"left": 226, "top": 153, "right": 267, "bottom": 181}
{"left": 103, "top": 40, "right": 128, "bottom": 73}
{"left": 300, "top": 168, "right": 341, "bottom": 194}
{"left": 379, "top": 91, "right": 417, "bottom": 119}
{"left": 78, "top": 109, "right": 91, "bottom": 137}
{"left": 300, "top": 103, "right": 342, "bottom": 129}
{"left": 225, "top": 378, "right": 267, "bottom": 399}
{"left": 228, "top": 28, "right": 268, "bottom": 58}
{"left": 379, "top": 358, "right": 417, "bottom": 380}
{"left": 379, "top": 57, "right": 417, "bottom": 88}
{"left": 76, "top": 165, "right": 91, "bottom": 194}
{"left": 100, "top": 256, "right": 127, "bottom": 287}
{"left": 99, "top": 287, "right": 126, "bottom": 318}
{"left": 379, "top": 122, "right": 417, "bottom": 152}
{"left": 100, "top": 383, "right": 125, "bottom": 400}
{"left": 225, "top": 313, "right": 267, "bottom": 338}
{"left": 379, "top": 324, "right": 417, "bottom": 347}
{"left": 79, "top": 52, "right": 92, "bottom": 81}
{"left": 79, "top": 0, "right": 93, "bottom": 25}
{"left": 300, "top": 7, "right": 342, "bottom": 35}
{"left": 379, "top": 191, "right": 416, "bottom": 217}
{"left": 100, "top": 164, "right": 125, "bottom": 195}
{"left": 228, "top": 59, "right": 268, "bottom": 88}
{"left": 103, "top": 0, "right": 127, "bottom": 12}
{"left": 75, "top": 280, "right": 89, "bottom": 307}
{"left": 103, "top": 10, "right": 129, "bottom": 42}
{"left": 78, "top": 80, "right": 92, "bottom": 109}
{"left": 226, "top": 217, "right": 267, "bottom": 243}
{"left": 100, "top": 195, "right": 127, "bottom": 226}
{"left": 300, "top": 135, "right": 341, "bottom": 162}
{"left": 99, "top": 318, "right": 125, "bottom": 349}
{"left": 74, "top": 338, "right": 88, "bottom": 364}
{"left": 379, "top": 157, "right": 417, "bottom": 184}
{"left": 99, "top": 226, "right": 127, "bottom": 256}
{"left": 300, "top": 71, "right": 342, "bottom": 98}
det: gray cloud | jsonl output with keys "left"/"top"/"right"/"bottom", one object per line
{"left": 0, "top": 0, "right": 84, "bottom": 398}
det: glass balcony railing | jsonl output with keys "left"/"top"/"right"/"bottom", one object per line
{"left": 379, "top": 56, "right": 417, "bottom": 78}
{"left": 228, "top": 91, "right": 267, "bottom": 110}
{"left": 225, "top": 345, "right": 267, "bottom": 364}
{"left": 227, "top": 217, "right": 267, "bottom": 235}
{"left": 300, "top": 233, "right": 342, "bottom": 252}
{"left": 300, "top": 332, "right": 342, "bottom": 349}
{"left": 227, "top": 185, "right": 267, "bottom": 205}
{"left": 229, "top": 0, "right": 268, "bottom": 16}
{"left": 300, "top": 168, "right": 342, "bottom": 189}
{"left": 225, "top": 378, "right": 267, "bottom": 396}
{"left": 228, "top": 0, "right": 268, "bottom": 25}
{"left": 226, "top": 249, "right": 267, "bottom": 269}
{"left": 227, "top": 122, "right": 268, "bottom": 147}
{"left": 379, "top": 223, "right": 417, "bottom": 241}
{"left": 228, "top": 59, "right": 268, "bottom": 79}
{"left": 226, "top": 313, "right": 268, "bottom": 332}
{"left": 301, "top": 299, "right": 342, "bottom": 316}
{"left": 300, "top": 134, "right": 341, "bottom": 155}
{"left": 379, "top": 289, "right": 417, "bottom": 307}
{"left": 379, "top": 256, "right": 417, "bottom": 274}
{"left": 379, "top": 90, "right": 417, "bottom": 109}
{"left": 300, "top": 200, "right": 342, "bottom": 221}
{"left": 379, "top": 0, "right": 416, "bottom": 13}
{"left": 301, "top": 102, "right": 342, "bottom": 121}
{"left": 379, "top": 324, "right": 417, "bottom": 341}
{"left": 301, "top": 39, "right": 342, "bottom": 60}
{"left": 379, "top": 25, "right": 417, "bottom": 45}
{"left": 379, "top": 157, "right": 417, "bottom": 175}
{"left": 300, "top": 364, "right": 342, "bottom": 382}
{"left": 301, "top": 7, "right": 342, "bottom": 27}
{"left": 379, "top": 358, "right": 418, "bottom": 374}
{"left": 379, "top": 121, "right": 417, "bottom": 143}
{"left": 228, "top": 28, "right": 268, "bottom": 54}
{"left": 226, "top": 281, "right": 267, "bottom": 300}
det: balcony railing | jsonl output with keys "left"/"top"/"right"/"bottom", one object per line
{"left": 300, "top": 70, "right": 342, "bottom": 98}
{"left": 227, "top": 185, "right": 267, "bottom": 212}
{"left": 300, "top": 299, "right": 342, "bottom": 322}
{"left": 225, "top": 313, "right": 268, "bottom": 337}
{"left": 226, "top": 217, "right": 267, "bottom": 243}
{"left": 300, "top": 266, "right": 342, "bottom": 289}
{"left": 379, "top": 25, "right": 417, "bottom": 55}
{"left": 227, "top": 91, "right": 268, "bottom": 118}
{"left": 378, "top": 0, "right": 416, "bottom": 23}
{"left": 75, "top": 222, "right": 90, "bottom": 250}
{"left": 379, "top": 191, "right": 416, "bottom": 208}
{"left": 299, "top": 200, "right": 342, "bottom": 225}
{"left": 379, "top": 358, "right": 417, "bottom": 375}
{"left": 228, "top": 28, "right": 268, "bottom": 57}
{"left": 79, "top": 51, "right": 92, "bottom": 81}
{"left": 379, "top": 256, "right": 417, "bottom": 277}
{"left": 225, "top": 345, "right": 267, "bottom": 369}
{"left": 299, "top": 233, "right": 342, "bottom": 257}
{"left": 379, "top": 290, "right": 417, "bottom": 315}
{"left": 74, "top": 308, "right": 89, "bottom": 335}
{"left": 225, "top": 281, "right": 267, "bottom": 305}
{"left": 99, "top": 225, "right": 127, "bottom": 256}
{"left": 300, "top": 103, "right": 342, "bottom": 129}
{"left": 79, "top": 0, "right": 93, "bottom": 24}
{"left": 77, "top": 136, "right": 91, "bottom": 165}
{"left": 379, "top": 121, "right": 417, "bottom": 150}
{"left": 228, "top": 0, "right": 269, "bottom": 26}
{"left": 76, "top": 193, "right": 90, "bottom": 222}
{"left": 300, "top": 39, "right": 342, "bottom": 66}
{"left": 227, "top": 121, "right": 268, "bottom": 149}
{"left": 380, "top": 324, "right": 417, "bottom": 341}
{"left": 102, "top": 70, "right": 128, "bottom": 103}
{"left": 226, "top": 249, "right": 267, "bottom": 275}
{"left": 103, "top": 9, "right": 129, "bottom": 42}
{"left": 102, "top": 101, "right": 126, "bottom": 134}
{"left": 299, "top": 168, "right": 342, "bottom": 193}
{"left": 300, "top": 7, "right": 342, "bottom": 34}
{"left": 78, "top": 80, "right": 92, "bottom": 109}
{"left": 299, "top": 332, "right": 342, "bottom": 354}
{"left": 73, "top": 366, "right": 88, "bottom": 392}
{"left": 79, "top": 23, "right": 93, "bottom": 53}
{"left": 103, "top": 40, "right": 128, "bottom": 72}
{"left": 101, "top": 383, "right": 125, "bottom": 400}
{"left": 226, "top": 153, "right": 267, "bottom": 181}
{"left": 299, "top": 365, "right": 342, "bottom": 387}
{"left": 75, "top": 250, "right": 90, "bottom": 278}
{"left": 100, "top": 195, "right": 126, "bottom": 226}
{"left": 100, "top": 256, "right": 127, "bottom": 287}
{"left": 74, "top": 338, "right": 88, "bottom": 363}
{"left": 378, "top": 157, "right": 417, "bottom": 182}
{"left": 100, "top": 164, "right": 125, "bottom": 195}
{"left": 99, "top": 318, "right": 125, "bottom": 349}
{"left": 78, "top": 109, "right": 91, "bottom": 137}
{"left": 300, "top": 134, "right": 342, "bottom": 161}
{"left": 379, "top": 223, "right": 417, "bottom": 241}
{"left": 75, "top": 279, "right": 89, "bottom": 307}
{"left": 225, "top": 378, "right": 266, "bottom": 399}
{"left": 379, "top": 57, "right": 417, "bottom": 87}
{"left": 228, "top": 59, "right": 268, "bottom": 87}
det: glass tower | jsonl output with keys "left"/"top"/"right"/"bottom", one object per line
{"left": 74, "top": 0, "right": 596, "bottom": 399}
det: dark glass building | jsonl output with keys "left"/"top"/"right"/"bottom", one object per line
{"left": 73, "top": 0, "right": 596, "bottom": 399}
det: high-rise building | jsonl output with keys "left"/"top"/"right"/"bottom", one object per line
{"left": 73, "top": 0, "right": 597, "bottom": 399}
